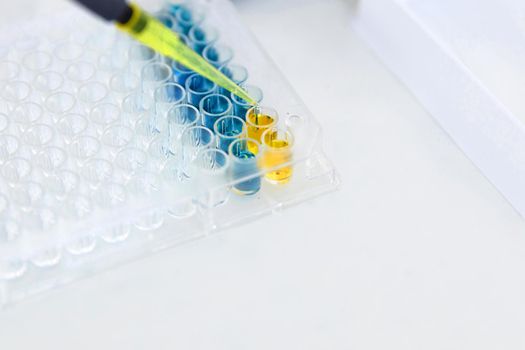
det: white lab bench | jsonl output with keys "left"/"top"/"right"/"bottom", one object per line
{"left": 0, "top": 0, "right": 524, "bottom": 349}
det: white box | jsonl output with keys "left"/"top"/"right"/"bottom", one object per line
{"left": 350, "top": 0, "right": 525, "bottom": 217}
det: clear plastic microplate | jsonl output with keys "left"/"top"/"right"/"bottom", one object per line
{"left": 0, "top": 0, "right": 339, "bottom": 306}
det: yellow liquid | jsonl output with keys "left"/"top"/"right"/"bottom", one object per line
{"left": 262, "top": 139, "right": 293, "bottom": 184}
{"left": 117, "top": 4, "right": 257, "bottom": 105}
{"left": 247, "top": 113, "right": 275, "bottom": 144}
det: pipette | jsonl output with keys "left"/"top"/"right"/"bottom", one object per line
{"left": 72, "top": 0, "right": 258, "bottom": 105}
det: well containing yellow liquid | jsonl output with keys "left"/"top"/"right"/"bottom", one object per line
{"left": 261, "top": 128, "right": 294, "bottom": 184}
{"left": 246, "top": 106, "right": 278, "bottom": 144}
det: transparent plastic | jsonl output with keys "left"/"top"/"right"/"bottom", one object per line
{"left": 0, "top": 0, "right": 338, "bottom": 307}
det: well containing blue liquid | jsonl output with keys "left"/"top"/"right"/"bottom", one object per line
{"left": 214, "top": 115, "right": 245, "bottom": 152}
{"left": 231, "top": 85, "right": 263, "bottom": 120}
{"left": 229, "top": 138, "right": 261, "bottom": 195}
{"left": 186, "top": 74, "right": 217, "bottom": 106}
{"left": 199, "top": 93, "right": 232, "bottom": 130}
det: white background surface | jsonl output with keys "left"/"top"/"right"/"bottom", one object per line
{"left": 1, "top": 0, "right": 525, "bottom": 349}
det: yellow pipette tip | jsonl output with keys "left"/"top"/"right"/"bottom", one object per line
{"left": 117, "top": 3, "right": 258, "bottom": 106}
{"left": 230, "top": 86, "right": 258, "bottom": 106}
